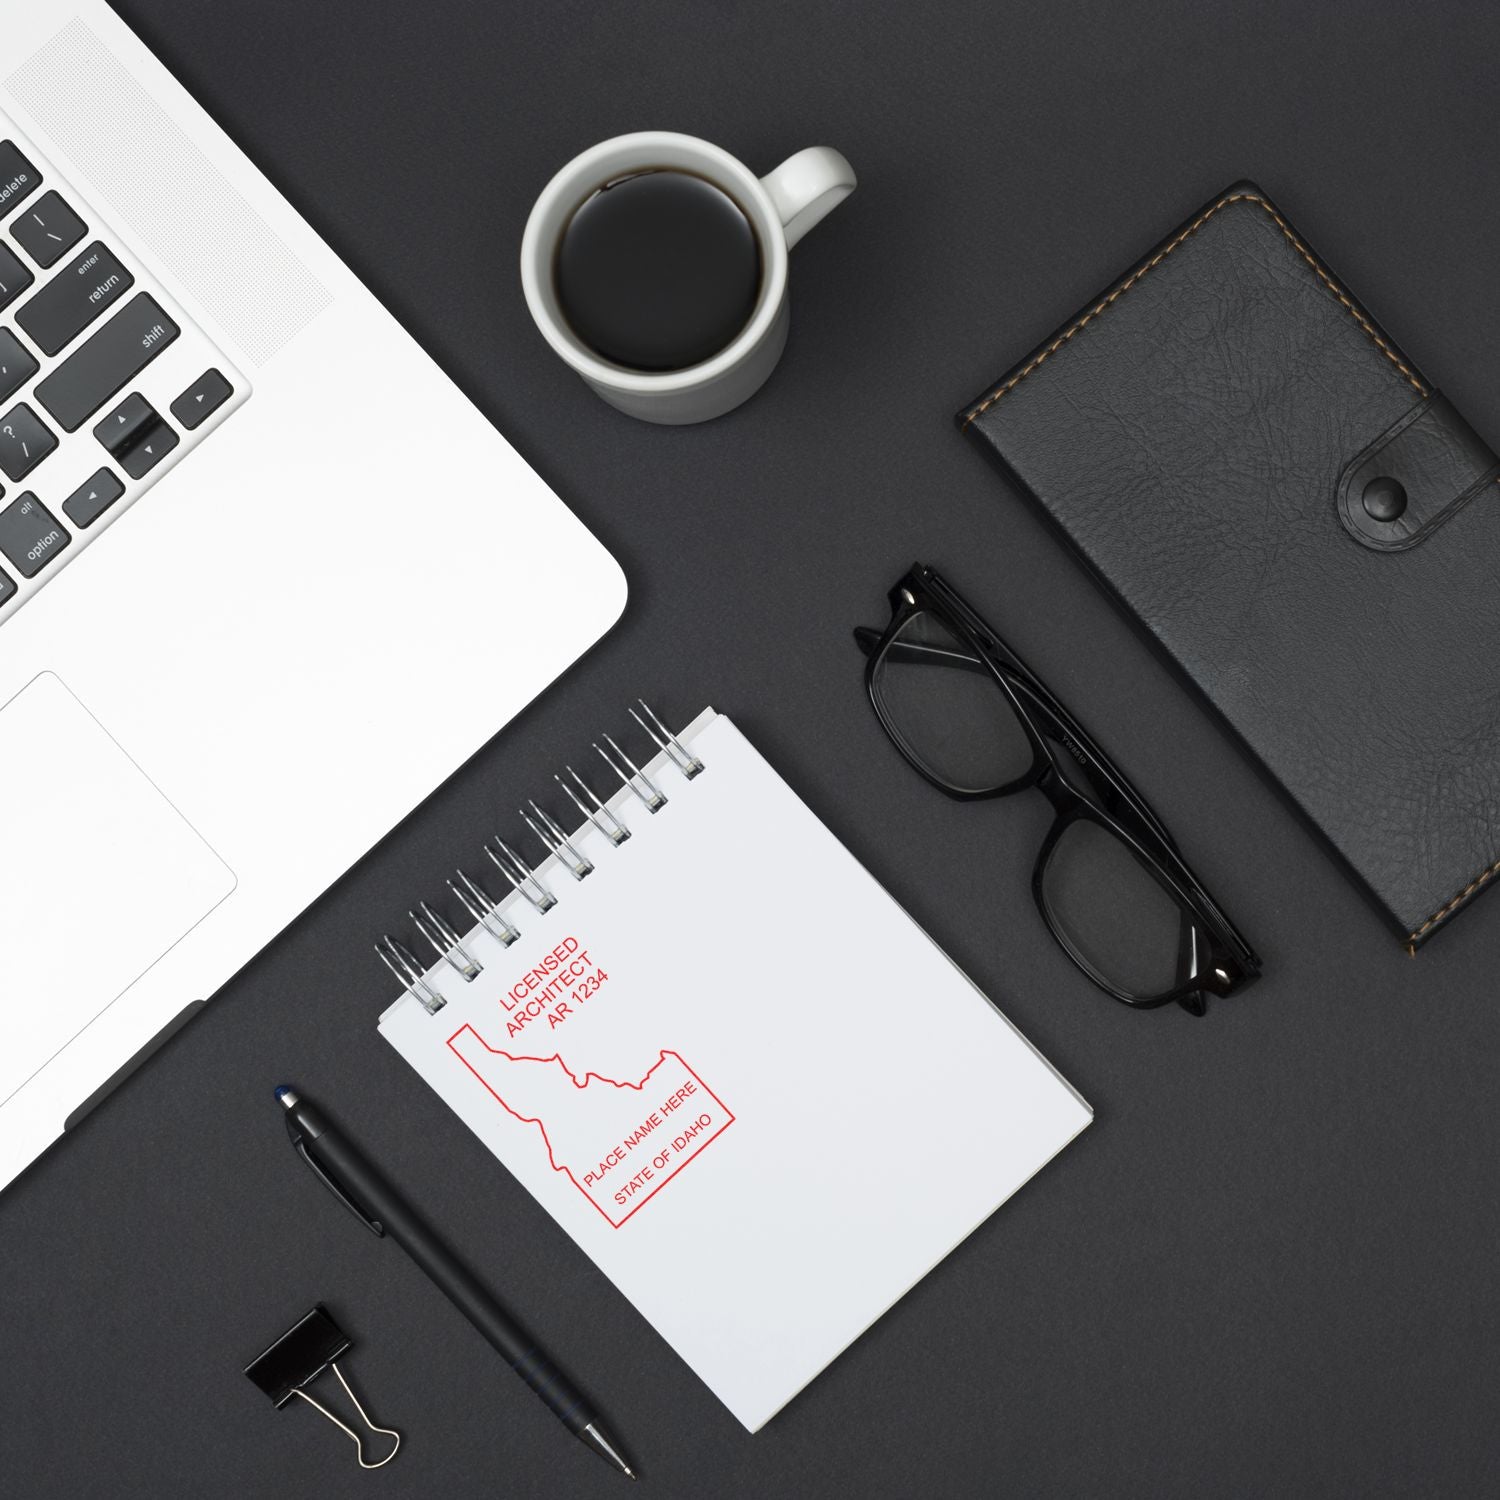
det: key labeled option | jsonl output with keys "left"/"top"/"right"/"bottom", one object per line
{"left": 170, "top": 368, "right": 232, "bottom": 430}
{"left": 34, "top": 293, "right": 179, "bottom": 431}
{"left": 0, "top": 242, "right": 33, "bottom": 313}
{"left": 12, "top": 190, "right": 86, "bottom": 269}
{"left": 0, "top": 329, "right": 39, "bottom": 406}
{"left": 0, "top": 141, "right": 40, "bottom": 216}
{"left": 61, "top": 467, "right": 125, "bottom": 529}
{"left": 93, "top": 392, "right": 178, "bottom": 480}
{"left": 0, "top": 491, "right": 68, "bottom": 578}
{"left": 15, "top": 241, "right": 133, "bottom": 356}
{"left": 0, "top": 402, "right": 57, "bottom": 482}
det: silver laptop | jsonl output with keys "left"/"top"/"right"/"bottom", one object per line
{"left": 0, "top": 2, "right": 627, "bottom": 1188}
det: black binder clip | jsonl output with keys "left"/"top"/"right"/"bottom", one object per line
{"left": 245, "top": 1305, "right": 401, "bottom": 1469}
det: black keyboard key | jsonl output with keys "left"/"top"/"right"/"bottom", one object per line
{"left": 0, "top": 492, "right": 68, "bottom": 578}
{"left": 120, "top": 423, "right": 177, "bottom": 479}
{"left": 0, "top": 329, "right": 38, "bottom": 404}
{"left": 94, "top": 392, "right": 177, "bottom": 479}
{"left": 12, "top": 191, "right": 85, "bottom": 269}
{"left": 62, "top": 467, "right": 124, "bottom": 529}
{"left": 33, "top": 293, "right": 179, "bottom": 432}
{"left": 15, "top": 242, "right": 132, "bottom": 356}
{"left": 95, "top": 391, "right": 155, "bottom": 452}
{"left": 0, "top": 564, "right": 14, "bottom": 607}
{"left": 0, "top": 402, "right": 56, "bottom": 481}
{"left": 0, "top": 141, "right": 41, "bottom": 217}
{"left": 171, "top": 368, "right": 232, "bottom": 430}
{"left": 0, "top": 242, "right": 33, "bottom": 313}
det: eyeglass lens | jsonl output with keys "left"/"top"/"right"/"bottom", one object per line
{"left": 874, "top": 604, "right": 1208, "bottom": 1000}
{"left": 871, "top": 610, "right": 1034, "bottom": 793}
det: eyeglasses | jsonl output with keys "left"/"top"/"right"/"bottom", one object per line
{"left": 855, "top": 564, "right": 1260, "bottom": 1014}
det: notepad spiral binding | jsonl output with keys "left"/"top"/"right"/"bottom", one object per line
{"left": 376, "top": 701, "right": 704, "bottom": 1016}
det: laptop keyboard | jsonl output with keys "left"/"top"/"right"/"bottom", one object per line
{"left": 0, "top": 113, "right": 246, "bottom": 626}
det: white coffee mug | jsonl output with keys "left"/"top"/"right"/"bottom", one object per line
{"left": 520, "top": 132, "right": 856, "bottom": 424}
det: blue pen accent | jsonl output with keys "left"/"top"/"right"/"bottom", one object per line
{"left": 274, "top": 1085, "right": 293, "bottom": 1101}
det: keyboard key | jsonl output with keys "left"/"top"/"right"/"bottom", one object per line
{"left": 12, "top": 190, "right": 85, "bottom": 269}
{"left": 0, "top": 492, "right": 68, "bottom": 578}
{"left": 0, "top": 402, "right": 56, "bottom": 481}
{"left": 15, "top": 242, "right": 133, "bottom": 356}
{"left": 0, "top": 141, "right": 41, "bottom": 217}
{"left": 0, "top": 564, "right": 14, "bottom": 607}
{"left": 33, "top": 293, "right": 179, "bottom": 432}
{"left": 61, "top": 467, "right": 124, "bottom": 528}
{"left": 0, "top": 242, "right": 33, "bottom": 312}
{"left": 0, "top": 329, "right": 38, "bottom": 404}
{"left": 94, "top": 392, "right": 177, "bottom": 479}
{"left": 170, "top": 368, "right": 232, "bottom": 430}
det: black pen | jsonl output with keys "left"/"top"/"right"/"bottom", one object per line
{"left": 276, "top": 1085, "right": 637, "bottom": 1480}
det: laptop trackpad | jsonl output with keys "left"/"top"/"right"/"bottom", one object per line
{"left": 0, "top": 673, "right": 235, "bottom": 1105}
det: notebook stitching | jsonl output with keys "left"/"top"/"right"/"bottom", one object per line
{"left": 963, "top": 192, "right": 1500, "bottom": 948}
{"left": 960, "top": 191, "right": 1427, "bottom": 428}
{"left": 1406, "top": 854, "right": 1500, "bottom": 952}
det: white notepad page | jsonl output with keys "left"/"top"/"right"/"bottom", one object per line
{"left": 380, "top": 710, "right": 1091, "bottom": 1431}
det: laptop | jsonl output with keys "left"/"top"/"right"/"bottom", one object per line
{"left": 0, "top": 2, "right": 627, "bottom": 1189}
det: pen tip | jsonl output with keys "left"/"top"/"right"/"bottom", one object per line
{"left": 274, "top": 1086, "right": 297, "bottom": 1108}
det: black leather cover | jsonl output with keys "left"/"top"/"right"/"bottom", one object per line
{"left": 960, "top": 181, "right": 1500, "bottom": 949}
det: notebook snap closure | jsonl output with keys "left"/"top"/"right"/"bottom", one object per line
{"left": 1361, "top": 475, "right": 1407, "bottom": 522}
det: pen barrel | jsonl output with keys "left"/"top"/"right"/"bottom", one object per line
{"left": 305, "top": 1123, "right": 593, "bottom": 1434}
{"left": 510, "top": 1346, "right": 591, "bottom": 1432}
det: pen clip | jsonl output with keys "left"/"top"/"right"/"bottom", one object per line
{"left": 290, "top": 1130, "right": 385, "bottom": 1238}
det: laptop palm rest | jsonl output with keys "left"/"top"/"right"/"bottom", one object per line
{"left": 0, "top": 672, "right": 235, "bottom": 1106}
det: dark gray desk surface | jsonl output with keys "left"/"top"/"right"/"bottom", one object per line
{"left": 5, "top": 2, "right": 1500, "bottom": 1495}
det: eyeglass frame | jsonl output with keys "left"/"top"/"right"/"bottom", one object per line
{"left": 857, "top": 563, "right": 1261, "bottom": 1014}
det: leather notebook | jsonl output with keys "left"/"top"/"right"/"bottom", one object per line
{"left": 960, "top": 181, "right": 1500, "bottom": 950}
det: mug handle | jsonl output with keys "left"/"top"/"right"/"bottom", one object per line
{"left": 759, "top": 147, "right": 856, "bottom": 250}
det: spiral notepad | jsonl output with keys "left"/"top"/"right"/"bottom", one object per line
{"left": 378, "top": 705, "right": 1091, "bottom": 1431}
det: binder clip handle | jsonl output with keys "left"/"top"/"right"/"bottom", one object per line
{"left": 245, "top": 1305, "right": 401, "bottom": 1470}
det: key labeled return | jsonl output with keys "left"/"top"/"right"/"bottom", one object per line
{"left": 94, "top": 392, "right": 177, "bottom": 479}
{"left": 15, "top": 242, "right": 133, "bottom": 356}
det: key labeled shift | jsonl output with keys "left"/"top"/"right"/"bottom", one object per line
{"left": 93, "top": 392, "right": 178, "bottom": 479}
{"left": 34, "top": 293, "right": 179, "bottom": 431}
{"left": 0, "top": 403, "right": 57, "bottom": 482}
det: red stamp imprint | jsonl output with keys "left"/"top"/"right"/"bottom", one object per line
{"left": 448, "top": 1027, "right": 734, "bottom": 1227}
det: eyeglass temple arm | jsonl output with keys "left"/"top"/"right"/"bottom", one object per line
{"left": 856, "top": 623, "right": 1257, "bottom": 977}
{"left": 854, "top": 625, "right": 1185, "bottom": 859}
{"left": 852, "top": 627, "right": 994, "bottom": 674}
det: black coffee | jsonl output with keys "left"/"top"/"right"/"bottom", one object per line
{"left": 555, "top": 169, "right": 761, "bottom": 371}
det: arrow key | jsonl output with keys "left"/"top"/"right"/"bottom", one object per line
{"left": 62, "top": 467, "right": 125, "bottom": 529}
{"left": 92, "top": 391, "right": 178, "bottom": 479}
{"left": 170, "top": 368, "right": 232, "bottom": 430}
